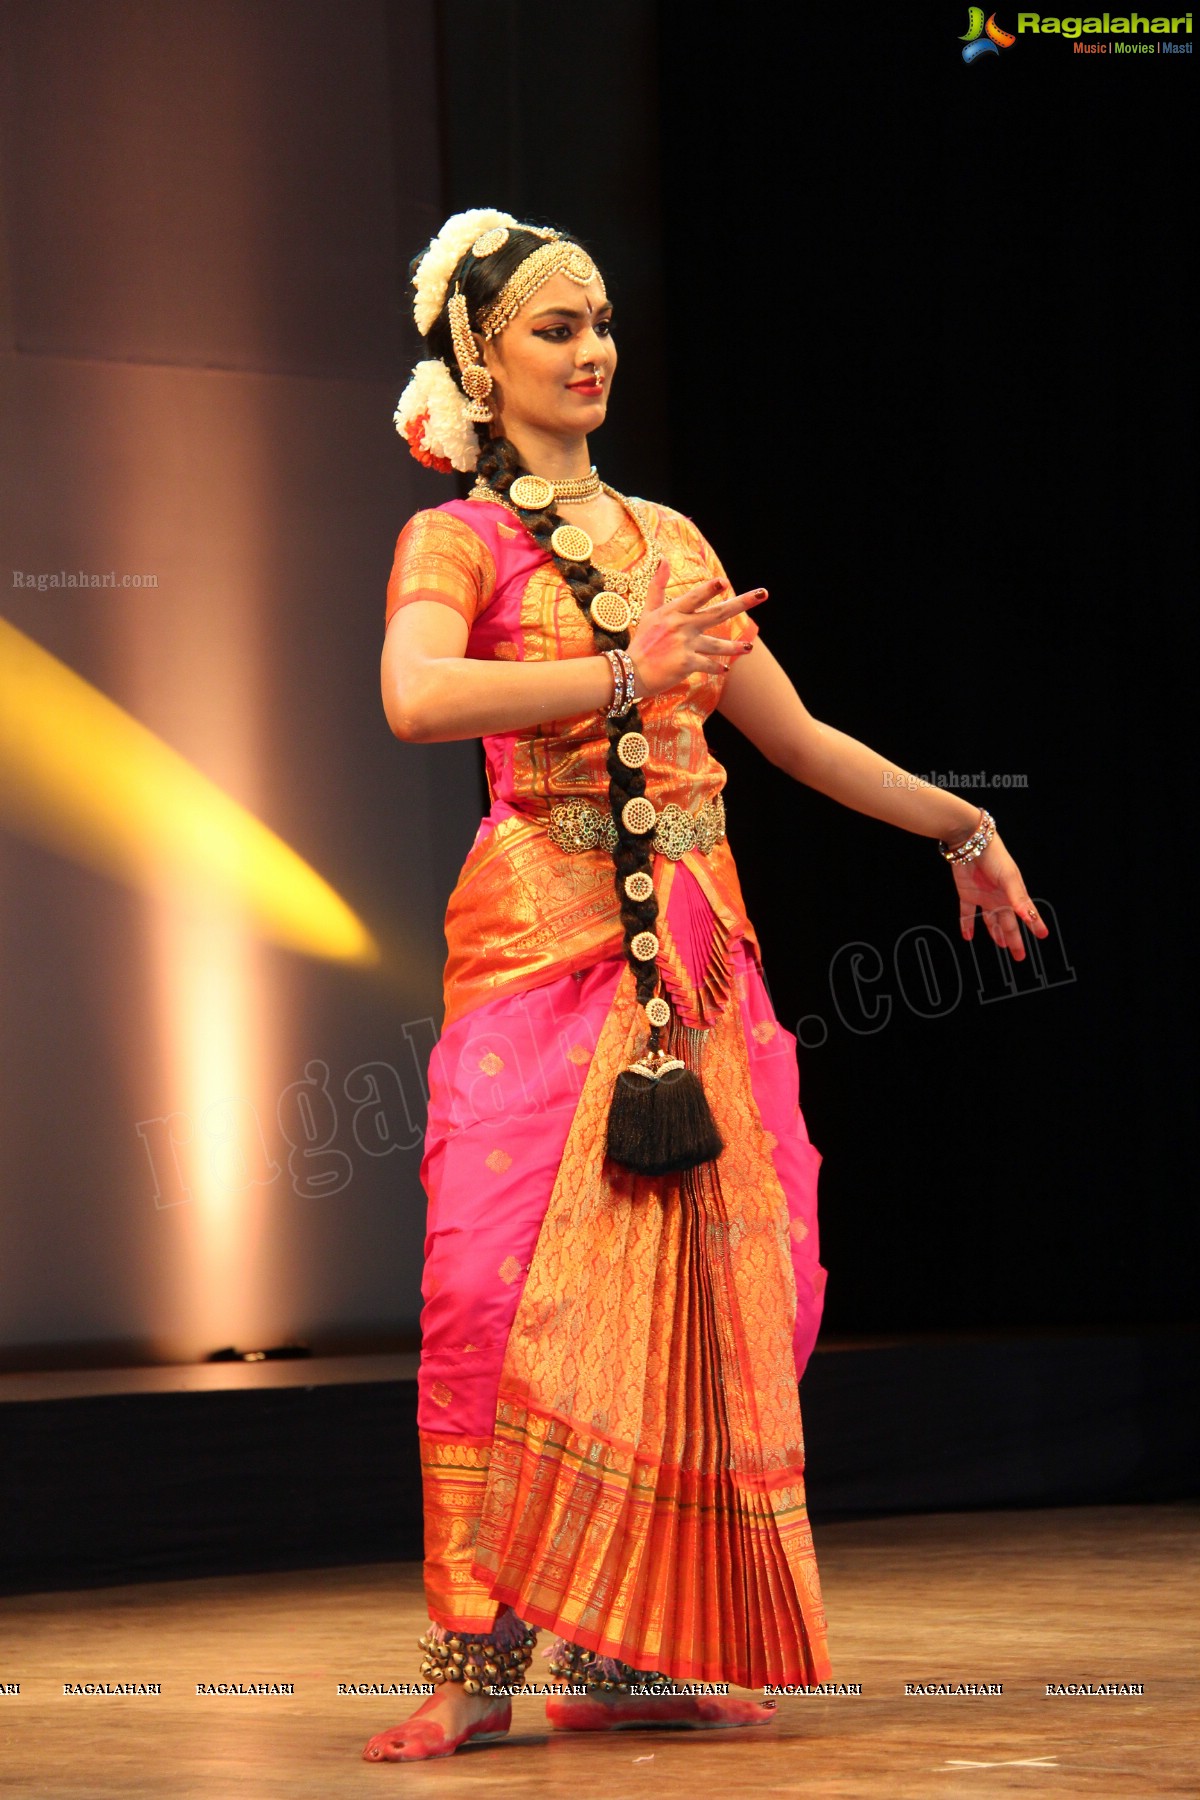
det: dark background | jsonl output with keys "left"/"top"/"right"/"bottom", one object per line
{"left": 0, "top": 0, "right": 1193, "bottom": 1369}
{"left": 433, "top": 1, "right": 1196, "bottom": 1335}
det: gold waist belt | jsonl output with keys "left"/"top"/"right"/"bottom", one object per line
{"left": 547, "top": 792, "right": 727, "bottom": 860}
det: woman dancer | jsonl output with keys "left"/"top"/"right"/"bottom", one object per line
{"left": 364, "top": 210, "right": 1047, "bottom": 1764}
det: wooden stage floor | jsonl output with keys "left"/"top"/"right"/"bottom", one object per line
{"left": 1, "top": 1503, "right": 1195, "bottom": 1799}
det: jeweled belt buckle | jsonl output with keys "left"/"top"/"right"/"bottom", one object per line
{"left": 546, "top": 794, "right": 726, "bottom": 860}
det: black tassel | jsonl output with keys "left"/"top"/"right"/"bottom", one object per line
{"left": 605, "top": 1063, "right": 724, "bottom": 1177}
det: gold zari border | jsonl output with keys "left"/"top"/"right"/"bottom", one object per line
{"left": 465, "top": 960, "right": 831, "bottom": 1688}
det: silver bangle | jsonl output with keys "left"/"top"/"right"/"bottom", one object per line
{"left": 604, "top": 646, "right": 640, "bottom": 720}
{"left": 938, "top": 808, "right": 996, "bottom": 865}
{"left": 616, "top": 647, "right": 641, "bottom": 716}
{"left": 602, "top": 647, "right": 627, "bottom": 718}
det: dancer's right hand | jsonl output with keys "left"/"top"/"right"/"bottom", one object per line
{"left": 627, "top": 562, "right": 766, "bottom": 695}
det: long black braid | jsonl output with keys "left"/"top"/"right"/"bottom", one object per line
{"left": 417, "top": 222, "right": 722, "bottom": 1172}
{"left": 473, "top": 436, "right": 664, "bottom": 1022}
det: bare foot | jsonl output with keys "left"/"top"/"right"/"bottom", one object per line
{"left": 545, "top": 1685, "right": 777, "bottom": 1732}
{"left": 362, "top": 1683, "right": 513, "bottom": 1762}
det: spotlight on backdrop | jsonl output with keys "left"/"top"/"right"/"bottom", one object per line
{"left": 0, "top": 618, "right": 378, "bottom": 965}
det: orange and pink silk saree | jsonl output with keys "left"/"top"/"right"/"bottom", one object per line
{"left": 385, "top": 492, "right": 831, "bottom": 1689}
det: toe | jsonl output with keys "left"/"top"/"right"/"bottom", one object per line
{"left": 362, "top": 1732, "right": 397, "bottom": 1761}
{"left": 696, "top": 1696, "right": 778, "bottom": 1726}
{"left": 363, "top": 1726, "right": 441, "bottom": 1762}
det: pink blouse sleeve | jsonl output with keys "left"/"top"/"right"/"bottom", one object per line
{"left": 385, "top": 509, "right": 497, "bottom": 631}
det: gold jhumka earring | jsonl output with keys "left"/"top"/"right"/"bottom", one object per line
{"left": 447, "top": 285, "right": 495, "bottom": 424}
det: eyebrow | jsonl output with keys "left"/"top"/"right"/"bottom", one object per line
{"left": 529, "top": 300, "right": 614, "bottom": 321}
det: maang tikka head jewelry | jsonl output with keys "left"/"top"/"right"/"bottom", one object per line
{"left": 476, "top": 237, "right": 597, "bottom": 338}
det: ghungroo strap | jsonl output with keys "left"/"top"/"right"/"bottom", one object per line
{"left": 418, "top": 1609, "right": 538, "bottom": 1696}
{"left": 544, "top": 1636, "right": 675, "bottom": 1694}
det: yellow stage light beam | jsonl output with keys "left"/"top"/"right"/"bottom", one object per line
{"left": 0, "top": 617, "right": 378, "bottom": 966}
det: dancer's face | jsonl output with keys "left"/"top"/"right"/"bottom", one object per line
{"left": 481, "top": 270, "right": 616, "bottom": 443}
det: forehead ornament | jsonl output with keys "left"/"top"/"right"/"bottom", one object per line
{"left": 476, "top": 240, "right": 599, "bottom": 339}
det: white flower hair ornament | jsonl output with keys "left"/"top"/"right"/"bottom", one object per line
{"left": 395, "top": 208, "right": 565, "bottom": 473}
{"left": 410, "top": 208, "right": 518, "bottom": 336}
{"left": 393, "top": 359, "right": 481, "bottom": 475}
{"left": 394, "top": 208, "right": 517, "bottom": 474}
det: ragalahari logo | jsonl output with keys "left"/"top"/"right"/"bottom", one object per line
{"left": 960, "top": 8, "right": 1017, "bottom": 59}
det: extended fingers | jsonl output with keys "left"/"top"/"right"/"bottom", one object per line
{"left": 956, "top": 863, "right": 1048, "bottom": 958}
{"left": 1011, "top": 885, "right": 1049, "bottom": 937}
{"left": 958, "top": 892, "right": 977, "bottom": 941}
{"left": 641, "top": 559, "right": 672, "bottom": 612}
{"left": 666, "top": 576, "right": 725, "bottom": 613}
{"left": 669, "top": 576, "right": 765, "bottom": 615}
{"left": 688, "top": 585, "right": 768, "bottom": 622}
{"left": 692, "top": 632, "right": 753, "bottom": 659}
{"left": 695, "top": 588, "right": 768, "bottom": 626}
{"left": 993, "top": 868, "right": 1049, "bottom": 953}
{"left": 982, "top": 902, "right": 1026, "bottom": 960}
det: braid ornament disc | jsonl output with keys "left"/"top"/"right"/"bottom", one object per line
{"left": 550, "top": 524, "right": 593, "bottom": 562}
{"left": 621, "top": 795, "right": 656, "bottom": 836}
{"left": 509, "top": 474, "right": 554, "bottom": 510}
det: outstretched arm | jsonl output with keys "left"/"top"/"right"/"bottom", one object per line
{"left": 716, "top": 636, "right": 979, "bottom": 838}
{"left": 716, "top": 634, "right": 1048, "bottom": 959}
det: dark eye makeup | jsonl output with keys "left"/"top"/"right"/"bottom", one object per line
{"left": 534, "top": 317, "right": 614, "bottom": 341}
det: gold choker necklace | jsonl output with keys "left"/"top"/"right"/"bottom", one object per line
{"left": 551, "top": 467, "right": 603, "bottom": 504}
{"left": 501, "top": 468, "right": 602, "bottom": 509}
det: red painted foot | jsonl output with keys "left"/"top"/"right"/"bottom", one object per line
{"left": 362, "top": 1694, "right": 512, "bottom": 1761}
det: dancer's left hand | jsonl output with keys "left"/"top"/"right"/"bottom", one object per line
{"left": 951, "top": 835, "right": 1050, "bottom": 960}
